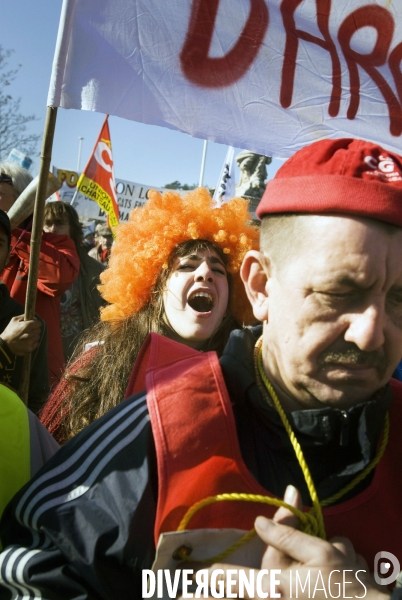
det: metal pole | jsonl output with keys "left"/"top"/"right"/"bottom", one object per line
{"left": 19, "top": 106, "right": 58, "bottom": 405}
{"left": 199, "top": 140, "right": 208, "bottom": 187}
{"left": 77, "top": 136, "right": 84, "bottom": 171}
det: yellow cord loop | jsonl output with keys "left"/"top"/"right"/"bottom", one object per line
{"left": 175, "top": 493, "right": 324, "bottom": 563}
{"left": 178, "top": 493, "right": 316, "bottom": 533}
{"left": 174, "top": 336, "right": 389, "bottom": 563}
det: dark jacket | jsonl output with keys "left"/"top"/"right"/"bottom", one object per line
{"left": 61, "top": 250, "right": 106, "bottom": 363}
{"left": 0, "top": 282, "right": 49, "bottom": 415}
{"left": 78, "top": 250, "right": 106, "bottom": 330}
{"left": 0, "top": 327, "right": 398, "bottom": 599}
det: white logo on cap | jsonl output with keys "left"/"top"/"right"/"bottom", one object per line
{"left": 364, "top": 154, "right": 402, "bottom": 181}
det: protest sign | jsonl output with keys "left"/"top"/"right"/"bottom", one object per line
{"left": 48, "top": 0, "right": 402, "bottom": 158}
{"left": 52, "top": 167, "right": 171, "bottom": 222}
{"left": 8, "top": 148, "right": 32, "bottom": 171}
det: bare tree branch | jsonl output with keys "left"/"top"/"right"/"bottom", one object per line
{"left": 0, "top": 45, "right": 40, "bottom": 161}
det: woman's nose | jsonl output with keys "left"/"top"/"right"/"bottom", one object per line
{"left": 194, "top": 261, "right": 213, "bottom": 282}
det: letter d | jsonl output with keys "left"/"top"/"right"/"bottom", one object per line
{"left": 142, "top": 570, "right": 156, "bottom": 598}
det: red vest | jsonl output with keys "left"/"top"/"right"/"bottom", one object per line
{"left": 129, "top": 334, "right": 402, "bottom": 571}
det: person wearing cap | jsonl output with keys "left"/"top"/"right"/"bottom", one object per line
{"left": 1, "top": 139, "right": 402, "bottom": 599}
{"left": 88, "top": 224, "right": 113, "bottom": 265}
{"left": 0, "top": 209, "right": 49, "bottom": 414}
{"left": 0, "top": 162, "right": 80, "bottom": 387}
{"left": 82, "top": 228, "right": 96, "bottom": 252}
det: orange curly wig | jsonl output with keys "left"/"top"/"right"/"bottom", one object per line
{"left": 99, "top": 187, "right": 259, "bottom": 325}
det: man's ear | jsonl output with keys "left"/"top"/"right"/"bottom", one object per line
{"left": 240, "top": 250, "right": 270, "bottom": 322}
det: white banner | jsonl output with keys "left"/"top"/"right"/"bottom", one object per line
{"left": 213, "top": 146, "right": 235, "bottom": 204}
{"left": 48, "top": 0, "right": 402, "bottom": 158}
{"left": 52, "top": 167, "right": 168, "bottom": 222}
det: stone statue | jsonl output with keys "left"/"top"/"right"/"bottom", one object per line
{"left": 235, "top": 151, "right": 272, "bottom": 214}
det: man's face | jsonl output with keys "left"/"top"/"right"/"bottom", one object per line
{"left": 244, "top": 215, "right": 402, "bottom": 410}
{"left": 0, "top": 182, "right": 16, "bottom": 212}
{"left": 0, "top": 226, "right": 10, "bottom": 272}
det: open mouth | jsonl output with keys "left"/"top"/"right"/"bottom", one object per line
{"left": 188, "top": 291, "right": 214, "bottom": 313}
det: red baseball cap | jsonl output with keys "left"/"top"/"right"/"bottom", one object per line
{"left": 256, "top": 138, "right": 402, "bottom": 225}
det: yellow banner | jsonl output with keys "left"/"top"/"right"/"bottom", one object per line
{"left": 77, "top": 174, "right": 119, "bottom": 228}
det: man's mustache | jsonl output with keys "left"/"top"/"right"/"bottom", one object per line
{"left": 318, "top": 345, "right": 386, "bottom": 373}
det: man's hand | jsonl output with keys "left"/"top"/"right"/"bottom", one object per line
{"left": 252, "top": 516, "right": 383, "bottom": 600}
{"left": 178, "top": 486, "right": 388, "bottom": 600}
{"left": 0, "top": 315, "right": 42, "bottom": 356}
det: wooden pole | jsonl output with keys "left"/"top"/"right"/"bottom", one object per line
{"left": 19, "top": 106, "right": 58, "bottom": 405}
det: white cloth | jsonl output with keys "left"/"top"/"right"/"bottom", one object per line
{"left": 213, "top": 146, "right": 235, "bottom": 204}
{"left": 48, "top": 0, "right": 402, "bottom": 158}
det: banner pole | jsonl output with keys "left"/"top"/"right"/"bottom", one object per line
{"left": 77, "top": 136, "right": 84, "bottom": 171}
{"left": 199, "top": 140, "right": 208, "bottom": 187}
{"left": 70, "top": 188, "right": 79, "bottom": 205}
{"left": 19, "top": 106, "right": 58, "bottom": 405}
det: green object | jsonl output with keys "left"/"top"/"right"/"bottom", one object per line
{"left": 0, "top": 384, "right": 30, "bottom": 547}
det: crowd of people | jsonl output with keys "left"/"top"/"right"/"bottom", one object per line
{"left": 0, "top": 137, "right": 401, "bottom": 600}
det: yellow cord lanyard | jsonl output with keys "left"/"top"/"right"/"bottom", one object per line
{"left": 174, "top": 335, "right": 389, "bottom": 562}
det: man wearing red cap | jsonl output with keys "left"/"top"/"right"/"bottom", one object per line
{"left": 0, "top": 138, "right": 401, "bottom": 599}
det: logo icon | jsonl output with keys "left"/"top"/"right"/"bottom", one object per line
{"left": 374, "top": 551, "right": 400, "bottom": 586}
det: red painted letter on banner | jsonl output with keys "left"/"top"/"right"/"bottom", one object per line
{"left": 180, "top": 0, "right": 269, "bottom": 88}
{"left": 280, "top": 0, "right": 341, "bottom": 117}
{"left": 338, "top": 5, "right": 402, "bottom": 136}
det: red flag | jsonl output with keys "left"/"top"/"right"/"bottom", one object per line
{"left": 76, "top": 115, "right": 119, "bottom": 229}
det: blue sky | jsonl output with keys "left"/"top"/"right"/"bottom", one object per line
{"left": 2, "top": 0, "right": 284, "bottom": 188}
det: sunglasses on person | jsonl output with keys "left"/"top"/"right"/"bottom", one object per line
{"left": 0, "top": 173, "right": 13, "bottom": 185}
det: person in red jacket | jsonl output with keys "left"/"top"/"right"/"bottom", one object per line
{"left": 0, "top": 163, "right": 79, "bottom": 386}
